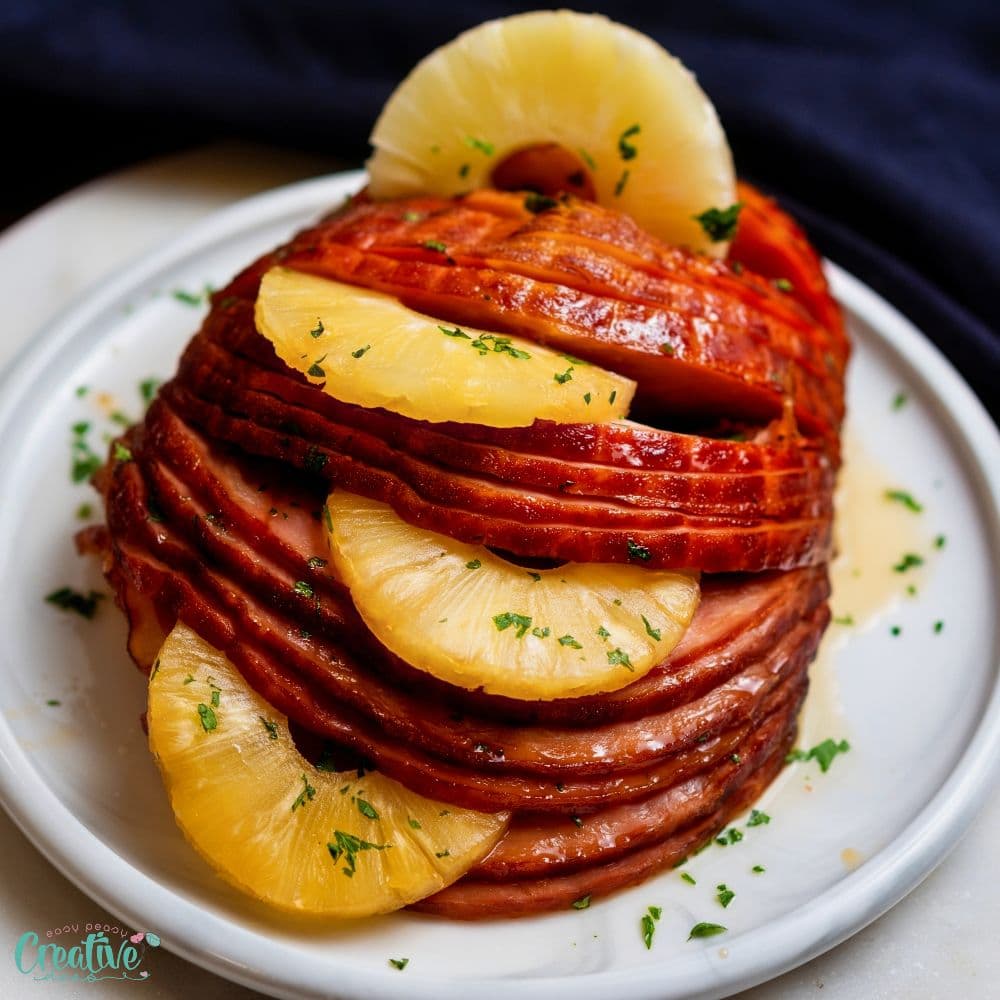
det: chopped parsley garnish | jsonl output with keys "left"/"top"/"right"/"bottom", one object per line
{"left": 76, "top": 502, "right": 93, "bottom": 520}
{"left": 402, "top": 210, "right": 423, "bottom": 223}
{"left": 465, "top": 559, "right": 482, "bottom": 570}
{"left": 291, "top": 773, "right": 317, "bottom": 811}
{"left": 70, "top": 420, "right": 103, "bottom": 483}
{"left": 688, "top": 922, "right": 727, "bottom": 940}
{"left": 408, "top": 817, "right": 422, "bottom": 829}
{"left": 613, "top": 169, "right": 630, "bottom": 197}
{"left": 716, "top": 884, "right": 735, "bottom": 908}
{"left": 527, "top": 571, "right": 542, "bottom": 582}
{"left": 693, "top": 203, "right": 742, "bottom": 242}
{"left": 45, "top": 587, "right": 104, "bottom": 619}
{"left": 525, "top": 192, "right": 559, "bottom": 214}
{"left": 607, "top": 648, "right": 634, "bottom": 671}
{"left": 327, "top": 830, "right": 389, "bottom": 876}
{"left": 747, "top": 809, "right": 770, "bottom": 827}
{"left": 435, "top": 849, "right": 451, "bottom": 858}
{"left": 554, "top": 366, "right": 574, "bottom": 384}
{"left": 773, "top": 277, "right": 794, "bottom": 292}
{"left": 786, "top": 737, "right": 850, "bottom": 773}
{"left": 458, "top": 163, "right": 470, "bottom": 178}
{"left": 661, "top": 343, "right": 676, "bottom": 356}
{"left": 310, "top": 319, "right": 325, "bottom": 338}
{"left": 259, "top": 716, "right": 279, "bottom": 740}
{"left": 609, "top": 389, "right": 617, "bottom": 404}
{"left": 307, "top": 556, "right": 327, "bottom": 570}
{"left": 139, "top": 377, "right": 161, "bottom": 405}
{"left": 293, "top": 580, "right": 315, "bottom": 599}
{"left": 351, "top": 344, "right": 371, "bottom": 358}
{"left": 470, "top": 333, "right": 530, "bottom": 360}
{"left": 172, "top": 288, "right": 204, "bottom": 306}
{"left": 934, "top": 620, "right": 944, "bottom": 633}
{"left": 715, "top": 827, "right": 744, "bottom": 846}
{"left": 356, "top": 797, "right": 379, "bottom": 820}
{"left": 884, "top": 489, "right": 923, "bottom": 512}
{"left": 583, "top": 392, "right": 592, "bottom": 404}
{"left": 752, "top": 864, "right": 766, "bottom": 874}
{"left": 558, "top": 634, "right": 582, "bottom": 649}
{"left": 596, "top": 626, "right": 610, "bottom": 640}
{"left": 934, "top": 534, "right": 947, "bottom": 548}
{"left": 571, "top": 894, "right": 591, "bottom": 910}
{"left": 183, "top": 674, "right": 194, "bottom": 685}
{"left": 617, "top": 124, "right": 641, "bottom": 161}
{"left": 680, "top": 872, "right": 696, "bottom": 885}
{"left": 891, "top": 624, "right": 902, "bottom": 636}
{"left": 439, "top": 324, "right": 471, "bottom": 339}
{"left": 627, "top": 538, "right": 652, "bottom": 562}
{"left": 891, "top": 391, "right": 907, "bottom": 410}
{"left": 322, "top": 503, "right": 333, "bottom": 533}
{"left": 641, "top": 904, "right": 661, "bottom": 949}
{"left": 464, "top": 136, "right": 495, "bottom": 156}
{"left": 46, "top": 699, "right": 61, "bottom": 707}
{"left": 493, "top": 611, "right": 533, "bottom": 638}
{"left": 833, "top": 614, "right": 855, "bottom": 626}
{"left": 571, "top": 815, "right": 583, "bottom": 828}
{"left": 422, "top": 240, "right": 449, "bottom": 254}
{"left": 388, "top": 958, "right": 409, "bottom": 971}
{"left": 731, "top": 754, "right": 742, "bottom": 764}
{"left": 109, "top": 410, "right": 131, "bottom": 427}
{"left": 641, "top": 615, "right": 661, "bottom": 641}
{"left": 75, "top": 385, "right": 88, "bottom": 398}
{"left": 577, "top": 147, "right": 597, "bottom": 171}
{"left": 210, "top": 686, "right": 221, "bottom": 708}
{"left": 197, "top": 703, "right": 217, "bottom": 732}
{"left": 893, "top": 552, "right": 924, "bottom": 573}
{"left": 303, "top": 446, "right": 327, "bottom": 474}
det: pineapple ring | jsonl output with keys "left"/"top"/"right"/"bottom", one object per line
{"left": 325, "top": 490, "right": 701, "bottom": 701}
{"left": 367, "top": 10, "right": 736, "bottom": 256}
{"left": 255, "top": 267, "right": 635, "bottom": 428}
{"left": 147, "top": 623, "right": 510, "bottom": 916}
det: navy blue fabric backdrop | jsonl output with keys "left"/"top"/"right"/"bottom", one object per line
{"left": 1, "top": 1, "right": 996, "bottom": 416}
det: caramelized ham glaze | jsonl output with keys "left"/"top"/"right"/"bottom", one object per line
{"left": 87, "top": 183, "right": 843, "bottom": 917}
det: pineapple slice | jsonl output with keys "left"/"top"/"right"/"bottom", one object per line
{"left": 255, "top": 266, "right": 634, "bottom": 427}
{"left": 367, "top": 10, "right": 736, "bottom": 256}
{"left": 325, "top": 490, "right": 700, "bottom": 700}
{"left": 147, "top": 622, "right": 509, "bottom": 916}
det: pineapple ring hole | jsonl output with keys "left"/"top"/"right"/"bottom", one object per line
{"left": 287, "top": 720, "right": 373, "bottom": 775}
{"left": 491, "top": 143, "right": 596, "bottom": 201}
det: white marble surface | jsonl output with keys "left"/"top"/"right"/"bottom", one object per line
{"left": 0, "top": 144, "right": 995, "bottom": 1000}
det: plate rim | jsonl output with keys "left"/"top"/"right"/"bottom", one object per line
{"left": 0, "top": 169, "right": 997, "bottom": 1000}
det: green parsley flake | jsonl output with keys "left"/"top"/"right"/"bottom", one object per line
{"left": 884, "top": 489, "right": 923, "bottom": 512}
{"left": 327, "top": 830, "right": 389, "bottom": 876}
{"left": 891, "top": 391, "right": 907, "bottom": 410}
{"left": 525, "top": 192, "right": 559, "bottom": 214}
{"left": 681, "top": 872, "right": 696, "bottom": 885}
{"left": 715, "top": 827, "right": 744, "bottom": 846}
{"left": 833, "top": 614, "right": 855, "bottom": 626}
{"left": 435, "top": 849, "right": 451, "bottom": 858}
{"left": 596, "top": 625, "right": 610, "bottom": 640}
{"left": 607, "top": 648, "right": 634, "bottom": 671}
{"left": 571, "top": 815, "right": 584, "bottom": 828}
{"left": 259, "top": 716, "right": 279, "bottom": 740}
{"left": 356, "top": 797, "right": 379, "bottom": 820}
{"left": 893, "top": 552, "right": 924, "bottom": 573}
{"left": 554, "top": 366, "right": 574, "bottom": 384}
{"left": 75, "top": 503, "right": 93, "bottom": 520}
{"left": 527, "top": 571, "right": 541, "bottom": 582}
{"left": 294, "top": 580, "right": 315, "bottom": 598}
{"left": 786, "top": 737, "right": 850, "bottom": 773}
{"left": 389, "top": 958, "right": 409, "bottom": 971}
{"left": 693, "top": 204, "right": 742, "bottom": 242}
{"left": 439, "top": 324, "right": 471, "bottom": 339}
{"left": 627, "top": 538, "right": 652, "bottom": 562}
{"left": 139, "top": 377, "right": 161, "bottom": 405}
{"left": 614, "top": 169, "right": 630, "bottom": 197}
{"left": 934, "top": 620, "right": 944, "bottom": 634}
{"left": 493, "top": 611, "right": 532, "bottom": 638}
{"left": 571, "top": 894, "right": 591, "bottom": 910}
{"left": 716, "top": 884, "right": 735, "bottom": 908}
{"left": 351, "top": 344, "right": 371, "bottom": 359}
{"left": 752, "top": 864, "right": 766, "bottom": 874}
{"left": 408, "top": 817, "right": 421, "bottom": 829}
{"left": 310, "top": 319, "right": 325, "bottom": 338}
{"left": 617, "top": 123, "right": 641, "bottom": 161}
{"left": 458, "top": 163, "right": 470, "bottom": 178}
{"left": 577, "top": 147, "right": 597, "bottom": 171}
{"left": 583, "top": 392, "right": 592, "bottom": 404}
{"left": 773, "top": 277, "right": 794, "bottom": 292}
{"left": 46, "top": 699, "right": 61, "bottom": 707}
{"left": 197, "top": 703, "right": 217, "bottom": 732}
{"left": 470, "top": 333, "right": 530, "bottom": 360}
{"left": 890, "top": 624, "right": 902, "bottom": 636}
{"left": 465, "top": 559, "right": 482, "bottom": 570}
{"left": 210, "top": 686, "right": 221, "bottom": 708}
{"left": 423, "top": 240, "right": 449, "bottom": 253}
{"left": 45, "top": 587, "right": 104, "bottom": 620}
{"left": 558, "top": 634, "right": 582, "bottom": 649}
{"left": 747, "top": 809, "right": 770, "bottom": 827}
{"left": 172, "top": 288, "right": 203, "bottom": 306}
{"left": 307, "top": 556, "right": 327, "bottom": 570}
{"left": 641, "top": 615, "right": 661, "bottom": 641}
{"left": 661, "top": 343, "right": 676, "bottom": 356}
{"left": 465, "top": 135, "right": 495, "bottom": 156}
{"left": 641, "top": 911, "right": 657, "bottom": 950}
{"left": 688, "top": 922, "right": 727, "bottom": 940}
{"left": 291, "top": 773, "right": 317, "bottom": 812}
{"left": 934, "top": 534, "right": 947, "bottom": 548}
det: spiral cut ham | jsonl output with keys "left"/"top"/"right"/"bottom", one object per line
{"left": 85, "top": 182, "right": 844, "bottom": 917}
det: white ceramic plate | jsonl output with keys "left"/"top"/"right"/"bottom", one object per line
{"left": 0, "top": 171, "right": 997, "bottom": 1000}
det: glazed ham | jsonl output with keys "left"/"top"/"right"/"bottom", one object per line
{"left": 86, "top": 183, "right": 844, "bottom": 917}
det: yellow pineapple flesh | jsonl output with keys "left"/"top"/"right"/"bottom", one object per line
{"left": 324, "top": 490, "right": 701, "bottom": 701}
{"left": 147, "top": 623, "right": 510, "bottom": 916}
{"left": 255, "top": 266, "right": 635, "bottom": 428}
{"left": 367, "top": 10, "right": 736, "bottom": 255}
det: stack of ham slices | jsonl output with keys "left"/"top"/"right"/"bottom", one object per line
{"left": 83, "top": 181, "right": 846, "bottom": 917}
